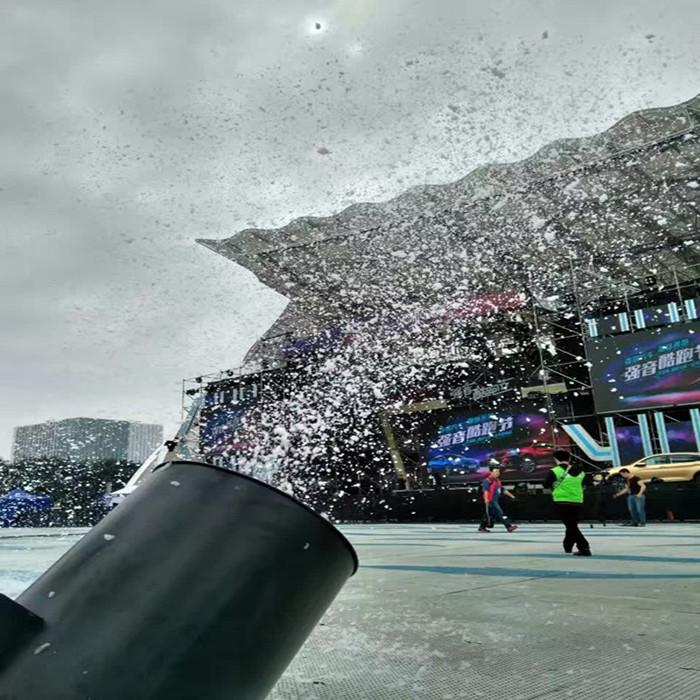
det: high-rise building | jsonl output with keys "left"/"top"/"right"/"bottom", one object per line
{"left": 12, "top": 419, "right": 163, "bottom": 464}
{"left": 127, "top": 423, "right": 165, "bottom": 463}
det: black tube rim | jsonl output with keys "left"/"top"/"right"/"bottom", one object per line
{"left": 151, "top": 460, "right": 359, "bottom": 575}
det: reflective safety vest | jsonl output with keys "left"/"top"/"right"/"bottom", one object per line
{"left": 551, "top": 465, "right": 584, "bottom": 503}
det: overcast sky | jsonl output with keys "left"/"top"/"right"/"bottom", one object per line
{"left": 1, "top": 1, "right": 698, "bottom": 459}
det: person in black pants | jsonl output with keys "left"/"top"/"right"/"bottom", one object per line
{"left": 544, "top": 450, "right": 592, "bottom": 556}
{"left": 558, "top": 503, "right": 590, "bottom": 555}
{"left": 588, "top": 474, "right": 609, "bottom": 528}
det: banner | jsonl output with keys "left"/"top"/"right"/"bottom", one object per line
{"left": 448, "top": 378, "right": 515, "bottom": 402}
{"left": 426, "top": 402, "right": 571, "bottom": 483}
{"left": 586, "top": 321, "right": 700, "bottom": 413}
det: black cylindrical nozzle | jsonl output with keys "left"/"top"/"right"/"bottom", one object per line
{"left": 0, "top": 461, "right": 358, "bottom": 699}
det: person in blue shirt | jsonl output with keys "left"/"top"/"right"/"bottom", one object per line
{"left": 478, "top": 465, "right": 518, "bottom": 532}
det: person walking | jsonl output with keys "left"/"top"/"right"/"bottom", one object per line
{"left": 544, "top": 450, "right": 591, "bottom": 556}
{"left": 613, "top": 468, "right": 647, "bottom": 526}
{"left": 478, "top": 465, "right": 518, "bottom": 532}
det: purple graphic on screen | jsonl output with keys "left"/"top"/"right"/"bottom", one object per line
{"left": 615, "top": 425, "right": 645, "bottom": 464}
{"left": 667, "top": 421, "right": 698, "bottom": 453}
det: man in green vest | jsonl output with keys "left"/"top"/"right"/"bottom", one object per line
{"left": 543, "top": 450, "right": 591, "bottom": 556}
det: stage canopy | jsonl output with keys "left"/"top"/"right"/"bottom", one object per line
{"left": 199, "top": 94, "right": 700, "bottom": 357}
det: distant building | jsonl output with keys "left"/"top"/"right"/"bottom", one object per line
{"left": 12, "top": 418, "right": 163, "bottom": 464}
{"left": 126, "top": 423, "right": 164, "bottom": 464}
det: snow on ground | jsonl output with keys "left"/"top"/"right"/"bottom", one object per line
{"left": 2, "top": 523, "right": 700, "bottom": 698}
{"left": 0, "top": 528, "right": 86, "bottom": 599}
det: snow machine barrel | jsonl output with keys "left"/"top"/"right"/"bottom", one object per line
{"left": 0, "top": 460, "right": 358, "bottom": 699}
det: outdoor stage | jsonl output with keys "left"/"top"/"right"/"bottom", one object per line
{"left": 2, "top": 524, "right": 700, "bottom": 699}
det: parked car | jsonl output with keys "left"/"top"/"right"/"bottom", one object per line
{"left": 606, "top": 453, "right": 700, "bottom": 484}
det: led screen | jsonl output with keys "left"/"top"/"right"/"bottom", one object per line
{"left": 200, "top": 378, "right": 261, "bottom": 458}
{"left": 586, "top": 321, "right": 700, "bottom": 413}
{"left": 426, "top": 403, "right": 571, "bottom": 483}
{"left": 667, "top": 420, "right": 697, "bottom": 453}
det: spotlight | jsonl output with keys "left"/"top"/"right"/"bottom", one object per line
{"left": 195, "top": 377, "right": 202, "bottom": 383}
{"left": 562, "top": 293, "right": 575, "bottom": 305}
{"left": 644, "top": 275, "right": 657, "bottom": 287}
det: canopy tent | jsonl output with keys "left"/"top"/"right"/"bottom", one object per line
{"left": 0, "top": 488, "right": 52, "bottom": 527}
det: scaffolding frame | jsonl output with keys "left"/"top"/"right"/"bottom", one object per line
{"left": 531, "top": 256, "right": 700, "bottom": 465}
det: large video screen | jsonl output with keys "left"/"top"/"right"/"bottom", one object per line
{"left": 200, "top": 377, "right": 261, "bottom": 458}
{"left": 586, "top": 321, "right": 700, "bottom": 413}
{"left": 426, "top": 403, "right": 571, "bottom": 483}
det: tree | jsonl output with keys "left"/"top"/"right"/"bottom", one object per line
{"left": 0, "top": 457, "right": 139, "bottom": 527}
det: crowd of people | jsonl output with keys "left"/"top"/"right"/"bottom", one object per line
{"left": 477, "top": 450, "right": 649, "bottom": 556}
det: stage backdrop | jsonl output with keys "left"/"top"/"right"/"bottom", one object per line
{"left": 586, "top": 320, "right": 700, "bottom": 413}
{"left": 614, "top": 425, "right": 645, "bottom": 465}
{"left": 426, "top": 401, "right": 571, "bottom": 483}
{"left": 200, "top": 375, "right": 262, "bottom": 459}
{"left": 667, "top": 420, "right": 698, "bottom": 453}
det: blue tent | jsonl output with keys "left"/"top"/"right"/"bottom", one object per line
{"left": 0, "top": 488, "right": 52, "bottom": 527}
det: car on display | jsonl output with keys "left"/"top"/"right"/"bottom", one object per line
{"left": 427, "top": 454, "right": 481, "bottom": 472}
{"left": 441, "top": 463, "right": 484, "bottom": 486}
{"left": 494, "top": 445, "right": 559, "bottom": 475}
{"left": 427, "top": 454, "right": 482, "bottom": 487}
{"left": 606, "top": 452, "right": 700, "bottom": 483}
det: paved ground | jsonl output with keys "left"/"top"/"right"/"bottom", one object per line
{"left": 0, "top": 528, "right": 88, "bottom": 599}
{"left": 2, "top": 523, "right": 700, "bottom": 699}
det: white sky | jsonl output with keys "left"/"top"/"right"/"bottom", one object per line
{"left": 1, "top": 0, "right": 699, "bottom": 458}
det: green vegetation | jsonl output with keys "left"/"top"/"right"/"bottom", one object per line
{"left": 0, "top": 457, "right": 137, "bottom": 526}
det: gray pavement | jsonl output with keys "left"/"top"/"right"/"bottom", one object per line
{"left": 2, "top": 523, "right": 700, "bottom": 699}
{"left": 271, "top": 523, "right": 700, "bottom": 700}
